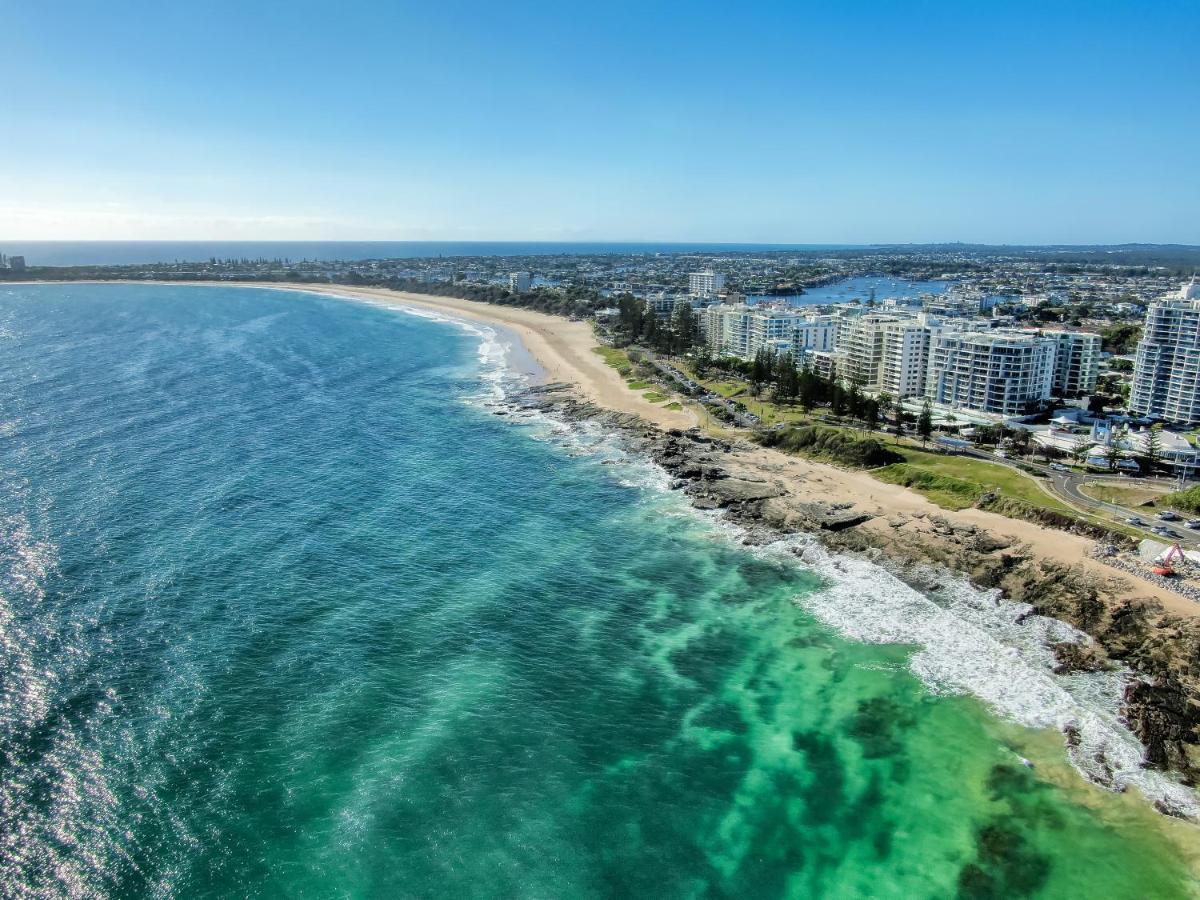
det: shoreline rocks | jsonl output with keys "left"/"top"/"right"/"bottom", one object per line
{"left": 507, "top": 385, "right": 1200, "bottom": 799}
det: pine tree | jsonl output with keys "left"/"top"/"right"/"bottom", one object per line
{"left": 1105, "top": 443, "right": 1122, "bottom": 472}
{"left": 672, "top": 303, "right": 695, "bottom": 353}
{"left": 1144, "top": 424, "right": 1163, "bottom": 473}
{"left": 917, "top": 400, "right": 934, "bottom": 446}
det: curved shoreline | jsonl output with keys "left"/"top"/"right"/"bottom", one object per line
{"left": 10, "top": 279, "right": 1200, "bottom": 825}
{"left": 275, "top": 283, "right": 702, "bottom": 431}
{"left": 10, "top": 279, "right": 1196, "bottom": 616}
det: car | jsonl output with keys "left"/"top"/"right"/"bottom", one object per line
{"left": 1049, "top": 463, "right": 1069, "bottom": 472}
{"left": 1154, "top": 526, "right": 1180, "bottom": 538}
{"left": 1187, "top": 520, "right": 1200, "bottom": 530}
{"left": 1127, "top": 517, "right": 1147, "bottom": 526}
{"left": 1157, "top": 510, "right": 1180, "bottom": 521}
{"left": 993, "top": 450, "right": 1008, "bottom": 459}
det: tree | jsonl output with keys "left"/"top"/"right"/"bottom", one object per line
{"left": 862, "top": 398, "right": 880, "bottom": 433}
{"left": 672, "top": 303, "right": 696, "bottom": 354}
{"left": 847, "top": 382, "right": 863, "bottom": 421}
{"left": 877, "top": 392, "right": 893, "bottom": 425}
{"left": 1010, "top": 429, "right": 1032, "bottom": 457}
{"left": 641, "top": 309, "right": 660, "bottom": 346}
{"left": 917, "top": 400, "right": 934, "bottom": 446}
{"left": 798, "top": 366, "right": 821, "bottom": 411}
{"left": 1071, "top": 435, "right": 1091, "bottom": 465}
{"left": 1144, "top": 423, "right": 1163, "bottom": 474}
{"left": 1105, "top": 443, "right": 1122, "bottom": 472}
{"left": 774, "top": 353, "right": 799, "bottom": 405}
{"left": 749, "top": 348, "right": 773, "bottom": 398}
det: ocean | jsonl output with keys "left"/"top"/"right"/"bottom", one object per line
{"left": 1, "top": 283, "right": 1197, "bottom": 898}
{"left": 0, "top": 241, "right": 861, "bottom": 267}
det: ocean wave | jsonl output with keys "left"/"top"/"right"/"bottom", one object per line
{"left": 771, "top": 535, "right": 1200, "bottom": 819}
{"left": 481, "top": 370, "right": 1200, "bottom": 819}
{"left": 380, "top": 290, "right": 1200, "bottom": 820}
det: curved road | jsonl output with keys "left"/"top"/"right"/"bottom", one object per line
{"left": 959, "top": 448, "right": 1199, "bottom": 547}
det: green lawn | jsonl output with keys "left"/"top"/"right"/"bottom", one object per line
{"left": 592, "top": 345, "right": 633, "bottom": 377}
{"left": 643, "top": 391, "right": 668, "bottom": 403}
{"left": 1079, "top": 482, "right": 1168, "bottom": 509}
{"left": 880, "top": 446, "right": 1075, "bottom": 514}
{"left": 625, "top": 380, "right": 652, "bottom": 390}
{"left": 705, "top": 380, "right": 748, "bottom": 399}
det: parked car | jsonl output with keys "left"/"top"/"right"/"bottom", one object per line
{"left": 1127, "top": 517, "right": 1147, "bottom": 526}
{"left": 1187, "top": 520, "right": 1200, "bottom": 530}
{"left": 1049, "top": 463, "right": 1069, "bottom": 472}
{"left": 1153, "top": 526, "right": 1180, "bottom": 538}
{"left": 1157, "top": 510, "right": 1180, "bottom": 521}
{"left": 993, "top": 450, "right": 1008, "bottom": 459}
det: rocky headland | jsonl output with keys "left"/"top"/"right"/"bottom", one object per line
{"left": 513, "top": 382, "right": 1200, "bottom": 811}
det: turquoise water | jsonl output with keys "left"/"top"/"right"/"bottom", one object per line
{"left": 0, "top": 283, "right": 1197, "bottom": 898}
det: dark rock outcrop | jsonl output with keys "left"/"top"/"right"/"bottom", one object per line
{"left": 505, "top": 383, "right": 1200, "bottom": 795}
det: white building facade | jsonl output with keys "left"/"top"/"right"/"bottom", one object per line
{"left": 1042, "top": 330, "right": 1101, "bottom": 397}
{"left": 702, "top": 304, "right": 835, "bottom": 361}
{"left": 925, "top": 331, "right": 1057, "bottom": 416}
{"left": 1131, "top": 280, "right": 1200, "bottom": 425}
{"left": 688, "top": 270, "right": 726, "bottom": 298}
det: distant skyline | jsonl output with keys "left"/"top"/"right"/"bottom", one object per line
{"left": 4, "top": 1, "right": 1197, "bottom": 244}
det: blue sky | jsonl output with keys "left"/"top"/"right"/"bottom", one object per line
{"left": 3, "top": 0, "right": 1197, "bottom": 243}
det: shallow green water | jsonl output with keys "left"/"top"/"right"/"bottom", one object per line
{"left": 0, "top": 284, "right": 1195, "bottom": 897}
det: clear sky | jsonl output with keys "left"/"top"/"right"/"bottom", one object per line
{"left": 3, "top": 0, "right": 1197, "bottom": 244}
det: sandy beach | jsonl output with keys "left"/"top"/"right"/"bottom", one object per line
{"left": 18, "top": 279, "right": 1192, "bottom": 616}
{"left": 281, "top": 283, "right": 1198, "bottom": 618}
{"left": 258, "top": 283, "right": 1188, "bottom": 614}
{"left": 266, "top": 283, "right": 699, "bottom": 430}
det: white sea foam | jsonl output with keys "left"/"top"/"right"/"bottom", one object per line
{"left": 772, "top": 534, "right": 1200, "bottom": 819}
{"left": 368, "top": 288, "right": 1200, "bottom": 819}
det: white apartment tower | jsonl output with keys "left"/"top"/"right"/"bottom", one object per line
{"left": 689, "top": 270, "right": 726, "bottom": 298}
{"left": 508, "top": 272, "right": 531, "bottom": 293}
{"left": 702, "top": 304, "right": 835, "bottom": 361}
{"left": 1131, "top": 279, "right": 1200, "bottom": 425}
{"left": 836, "top": 313, "right": 933, "bottom": 396}
{"left": 837, "top": 314, "right": 889, "bottom": 390}
{"left": 1043, "top": 330, "right": 1101, "bottom": 397}
{"left": 925, "top": 331, "right": 1057, "bottom": 416}
{"left": 879, "top": 319, "right": 935, "bottom": 398}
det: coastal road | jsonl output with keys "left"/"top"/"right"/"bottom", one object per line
{"left": 958, "top": 448, "right": 1200, "bottom": 548}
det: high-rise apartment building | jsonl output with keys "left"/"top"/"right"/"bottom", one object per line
{"left": 1131, "top": 279, "right": 1200, "bottom": 425}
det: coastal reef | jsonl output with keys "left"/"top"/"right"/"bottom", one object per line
{"left": 512, "top": 383, "right": 1200, "bottom": 803}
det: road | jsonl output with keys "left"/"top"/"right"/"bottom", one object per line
{"left": 645, "top": 355, "right": 760, "bottom": 428}
{"left": 638, "top": 346, "right": 1196, "bottom": 546}
{"left": 958, "top": 447, "right": 1200, "bottom": 547}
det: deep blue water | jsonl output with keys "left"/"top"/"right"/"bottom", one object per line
{"left": 0, "top": 242, "right": 863, "bottom": 267}
{"left": 0, "top": 283, "right": 1195, "bottom": 898}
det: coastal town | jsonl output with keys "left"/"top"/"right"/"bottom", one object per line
{"left": 7, "top": 243, "right": 1198, "bottom": 478}
{"left": 12, "top": 242, "right": 1200, "bottom": 563}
